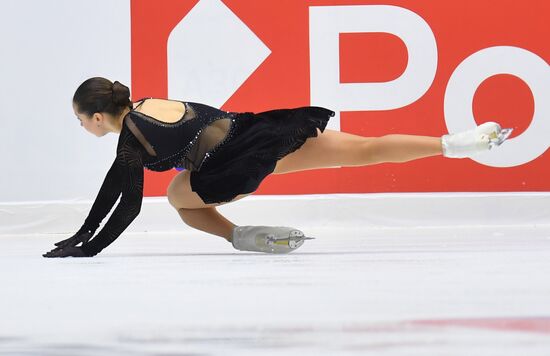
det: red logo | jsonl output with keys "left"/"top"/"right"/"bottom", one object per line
{"left": 132, "top": 0, "right": 550, "bottom": 196}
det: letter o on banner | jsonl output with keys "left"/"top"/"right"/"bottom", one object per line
{"left": 444, "top": 46, "right": 550, "bottom": 167}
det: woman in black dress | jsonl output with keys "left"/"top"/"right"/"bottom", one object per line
{"left": 43, "top": 77, "right": 510, "bottom": 258}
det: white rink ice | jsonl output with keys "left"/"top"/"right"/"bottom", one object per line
{"left": 1, "top": 226, "right": 550, "bottom": 355}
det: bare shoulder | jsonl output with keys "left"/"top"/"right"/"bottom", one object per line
{"left": 132, "top": 98, "right": 186, "bottom": 124}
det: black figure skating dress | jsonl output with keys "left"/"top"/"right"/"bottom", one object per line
{"left": 78, "top": 98, "right": 334, "bottom": 256}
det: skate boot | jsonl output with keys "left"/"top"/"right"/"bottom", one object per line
{"left": 441, "top": 122, "right": 513, "bottom": 158}
{"left": 231, "top": 225, "right": 314, "bottom": 254}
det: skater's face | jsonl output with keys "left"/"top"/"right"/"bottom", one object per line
{"left": 73, "top": 102, "right": 108, "bottom": 137}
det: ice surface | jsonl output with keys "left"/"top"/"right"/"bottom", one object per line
{"left": 1, "top": 226, "right": 550, "bottom": 355}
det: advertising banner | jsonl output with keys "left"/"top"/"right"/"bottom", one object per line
{"left": 131, "top": 0, "right": 550, "bottom": 196}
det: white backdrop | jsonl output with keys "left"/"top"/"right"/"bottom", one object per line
{"left": 0, "top": 0, "right": 130, "bottom": 202}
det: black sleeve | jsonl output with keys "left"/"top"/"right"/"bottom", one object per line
{"left": 77, "top": 159, "right": 122, "bottom": 235}
{"left": 80, "top": 127, "right": 144, "bottom": 257}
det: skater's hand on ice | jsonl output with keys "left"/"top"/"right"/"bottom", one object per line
{"left": 43, "top": 246, "right": 87, "bottom": 258}
{"left": 54, "top": 230, "right": 93, "bottom": 249}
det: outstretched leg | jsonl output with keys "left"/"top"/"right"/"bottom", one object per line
{"left": 273, "top": 129, "right": 442, "bottom": 174}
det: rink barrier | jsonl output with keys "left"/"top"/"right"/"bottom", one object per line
{"left": 1, "top": 193, "right": 549, "bottom": 235}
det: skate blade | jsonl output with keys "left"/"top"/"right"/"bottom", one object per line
{"left": 269, "top": 236, "right": 315, "bottom": 248}
{"left": 489, "top": 128, "right": 513, "bottom": 148}
{"left": 289, "top": 235, "right": 315, "bottom": 241}
{"left": 271, "top": 236, "right": 315, "bottom": 242}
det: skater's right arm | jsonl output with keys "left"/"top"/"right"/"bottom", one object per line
{"left": 50, "top": 160, "right": 122, "bottom": 250}
{"left": 78, "top": 158, "right": 123, "bottom": 235}
{"left": 47, "top": 125, "right": 144, "bottom": 257}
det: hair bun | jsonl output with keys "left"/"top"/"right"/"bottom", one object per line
{"left": 111, "top": 80, "right": 130, "bottom": 106}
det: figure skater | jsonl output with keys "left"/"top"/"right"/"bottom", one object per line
{"left": 43, "top": 77, "right": 511, "bottom": 258}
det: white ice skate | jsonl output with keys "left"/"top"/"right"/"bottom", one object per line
{"left": 231, "top": 226, "right": 314, "bottom": 254}
{"left": 441, "top": 122, "right": 513, "bottom": 158}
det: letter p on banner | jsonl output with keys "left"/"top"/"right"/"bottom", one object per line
{"left": 309, "top": 5, "right": 438, "bottom": 131}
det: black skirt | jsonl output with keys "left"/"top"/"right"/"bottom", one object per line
{"left": 189, "top": 106, "right": 335, "bottom": 204}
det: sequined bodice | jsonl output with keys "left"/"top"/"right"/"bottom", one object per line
{"left": 125, "top": 99, "right": 237, "bottom": 172}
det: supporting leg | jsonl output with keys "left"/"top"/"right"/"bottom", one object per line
{"left": 177, "top": 207, "right": 237, "bottom": 242}
{"left": 167, "top": 169, "right": 251, "bottom": 242}
{"left": 167, "top": 172, "right": 314, "bottom": 253}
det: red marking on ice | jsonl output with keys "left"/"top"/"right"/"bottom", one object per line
{"left": 410, "top": 317, "right": 550, "bottom": 334}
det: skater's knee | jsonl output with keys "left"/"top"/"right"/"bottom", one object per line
{"left": 166, "top": 170, "right": 212, "bottom": 209}
{"left": 358, "top": 138, "right": 386, "bottom": 165}
{"left": 167, "top": 171, "right": 191, "bottom": 208}
{"left": 365, "top": 135, "right": 408, "bottom": 164}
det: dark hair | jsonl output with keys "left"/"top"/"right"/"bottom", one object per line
{"left": 73, "top": 77, "right": 132, "bottom": 117}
